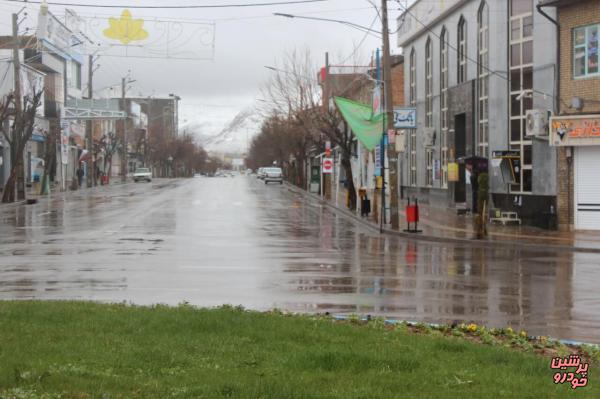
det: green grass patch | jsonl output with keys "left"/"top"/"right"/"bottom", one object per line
{"left": 0, "top": 301, "right": 596, "bottom": 398}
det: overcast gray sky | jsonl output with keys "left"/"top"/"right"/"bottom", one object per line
{"left": 0, "top": 0, "right": 403, "bottom": 151}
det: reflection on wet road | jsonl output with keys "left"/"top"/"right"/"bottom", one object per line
{"left": 1, "top": 177, "right": 599, "bottom": 343}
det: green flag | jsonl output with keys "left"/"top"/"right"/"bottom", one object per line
{"left": 334, "top": 96, "right": 385, "bottom": 151}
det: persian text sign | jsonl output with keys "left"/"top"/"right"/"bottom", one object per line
{"left": 61, "top": 121, "right": 69, "bottom": 165}
{"left": 550, "top": 115, "right": 600, "bottom": 146}
{"left": 394, "top": 108, "right": 417, "bottom": 129}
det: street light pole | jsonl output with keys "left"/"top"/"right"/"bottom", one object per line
{"left": 381, "top": 0, "right": 399, "bottom": 230}
{"left": 86, "top": 54, "right": 99, "bottom": 188}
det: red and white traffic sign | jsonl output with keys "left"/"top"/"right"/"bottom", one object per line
{"left": 322, "top": 158, "right": 333, "bottom": 174}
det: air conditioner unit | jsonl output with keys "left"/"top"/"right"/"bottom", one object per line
{"left": 422, "top": 127, "right": 435, "bottom": 147}
{"left": 525, "top": 109, "right": 549, "bottom": 137}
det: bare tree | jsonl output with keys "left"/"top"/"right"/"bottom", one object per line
{"left": 260, "top": 49, "right": 370, "bottom": 210}
{"left": 1, "top": 87, "right": 44, "bottom": 203}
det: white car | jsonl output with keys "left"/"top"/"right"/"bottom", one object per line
{"left": 133, "top": 167, "right": 152, "bottom": 182}
{"left": 263, "top": 167, "right": 283, "bottom": 184}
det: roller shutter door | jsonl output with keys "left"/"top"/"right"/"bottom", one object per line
{"left": 575, "top": 147, "right": 600, "bottom": 230}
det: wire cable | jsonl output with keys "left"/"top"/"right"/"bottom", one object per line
{"left": 1, "top": 0, "right": 328, "bottom": 9}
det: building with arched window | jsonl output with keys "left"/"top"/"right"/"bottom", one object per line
{"left": 396, "top": 0, "right": 559, "bottom": 228}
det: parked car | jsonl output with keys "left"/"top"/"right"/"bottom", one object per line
{"left": 263, "top": 167, "right": 283, "bottom": 184}
{"left": 133, "top": 167, "right": 152, "bottom": 183}
{"left": 257, "top": 168, "right": 266, "bottom": 179}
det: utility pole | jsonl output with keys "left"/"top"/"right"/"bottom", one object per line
{"left": 86, "top": 54, "right": 94, "bottom": 187}
{"left": 381, "top": 0, "right": 399, "bottom": 230}
{"left": 12, "top": 13, "right": 25, "bottom": 201}
{"left": 121, "top": 77, "right": 127, "bottom": 182}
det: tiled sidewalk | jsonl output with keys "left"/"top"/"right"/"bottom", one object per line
{"left": 305, "top": 185, "right": 600, "bottom": 252}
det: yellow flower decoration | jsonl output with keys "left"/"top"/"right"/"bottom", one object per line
{"left": 103, "top": 10, "right": 149, "bottom": 45}
{"left": 467, "top": 323, "right": 478, "bottom": 333}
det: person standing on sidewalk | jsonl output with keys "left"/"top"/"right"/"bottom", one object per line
{"left": 76, "top": 164, "right": 85, "bottom": 188}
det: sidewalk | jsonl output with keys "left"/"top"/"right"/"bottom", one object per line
{"left": 287, "top": 183, "right": 600, "bottom": 253}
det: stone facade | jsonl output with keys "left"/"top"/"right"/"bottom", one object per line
{"left": 397, "top": 0, "right": 559, "bottom": 227}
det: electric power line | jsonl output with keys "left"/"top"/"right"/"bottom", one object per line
{"left": 339, "top": 13, "right": 379, "bottom": 65}
{"left": 1, "top": 0, "right": 329, "bottom": 9}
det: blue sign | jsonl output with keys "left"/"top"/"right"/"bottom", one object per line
{"left": 375, "top": 145, "right": 381, "bottom": 177}
{"left": 394, "top": 107, "right": 417, "bottom": 129}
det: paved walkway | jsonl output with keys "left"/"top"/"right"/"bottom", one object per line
{"left": 301, "top": 185, "right": 600, "bottom": 253}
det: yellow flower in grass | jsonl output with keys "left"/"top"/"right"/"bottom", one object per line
{"left": 104, "top": 10, "right": 149, "bottom": 45}
{"left": 520, "top": 330, "right": 528, "bottom": 338}
{"left": 467, "top": 323, "right": 478, "bottom": 333}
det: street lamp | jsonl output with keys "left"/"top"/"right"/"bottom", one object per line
{"left": 273, "top": 13, "right": 382, "bottom": 38}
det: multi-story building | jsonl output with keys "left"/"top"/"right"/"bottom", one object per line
{"left": 396, "top": 0, "right": 559, "bottom": 227}
{"left": 541, "top": 0, "right": 600, "bottom": 231}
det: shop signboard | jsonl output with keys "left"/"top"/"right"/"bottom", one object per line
{"left": 550, "top": 115, "right": 600, "bottom": 146}
{"left": 448, "top": 162, "right": 459, "bottom": 182}
{"left": 393, "top": 108, "right": 417, "bottom": 129}
{"left": 61, "top": 120, "right": 69, "bottom": 164}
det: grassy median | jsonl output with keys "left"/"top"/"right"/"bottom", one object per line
{"left": 0, "top": 301, "right": 596, "bottom": 398}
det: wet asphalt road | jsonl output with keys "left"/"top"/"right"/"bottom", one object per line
{"left": 1, "top": 176, "right": 599, "bottom": 343}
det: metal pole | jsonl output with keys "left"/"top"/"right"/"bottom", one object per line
{"left": 382, "top": 0, "right": 399, "bottom": 229}
{"left": 86, "top": 54, "right": 94, "bottom": 187}
{"left": 12, "top": 13, "right": 25, "bottom": 200}
{"left": 121, "top": 77, "right": 127, "bottom": 182}
{"left": 376, "top": 49, "right": 385, "bottom": 232}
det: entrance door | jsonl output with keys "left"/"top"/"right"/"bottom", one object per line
{"left": 575, "top": 146, "right": 600, "bottom": 230}
{"left": 454, "top": 114, "right": 467, "bottom": 203}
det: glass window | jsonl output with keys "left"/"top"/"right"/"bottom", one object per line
{"left": 511, "top": 44, "right": 521, "bottom": 66}
{"left": 524, "top": 145, "right": 532, "bottom": 165}
{"left": 574, "top": 24, "right": 600, "bottom": 78}
{"left": 511, "top": 119, "right": 521, "bottom": 141}
{"left": 523, "top": 41, "right": 533, "bottom": 64}
{"left": 511, "top": 70, "right": 521, "bottom": 91}
{"left": 458, "top": 17, "right": 467, "bottom": 83}
{"left": 523, "top": 67, "right": 533, "bottom": 89}
{"left": 523, "top": 16, "right": 533, "bottom": 38}
{"left": 511, "top": 0, "right": 532, "bottom": 16}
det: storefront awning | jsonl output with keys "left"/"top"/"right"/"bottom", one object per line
{"left": 334, "top": 96, "right": 385, "bottom": 151}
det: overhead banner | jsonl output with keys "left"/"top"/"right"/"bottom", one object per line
{"left": 334, "top": 96, "right": 385, "bottom": 151}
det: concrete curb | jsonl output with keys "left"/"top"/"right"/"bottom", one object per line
{"left": 284, "top": 182, "right": 600, "bottom": 254}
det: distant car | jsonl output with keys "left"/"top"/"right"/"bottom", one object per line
{"left": 263, "top": 167, "right": 283, "bottom": 184}
{"left": 257, "top": 168, "right": 266, "bottom": 179}
{"left": 133, "top": 167, "right": 152, "bottom": 183}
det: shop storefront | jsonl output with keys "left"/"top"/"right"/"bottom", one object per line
{"left": 551, "top": 115, "right": 600, "bottom": 230}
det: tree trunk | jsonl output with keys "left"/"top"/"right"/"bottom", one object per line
{"left": 1, "top": 161, "right": 20, "bottom": 203}
{"left": 341, "top": 157, "right": 357, "bottom": 211}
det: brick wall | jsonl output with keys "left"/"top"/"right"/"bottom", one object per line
{"left": 556, "top": 0, "right": 600, "bottom": 230}
{"left": 391, "top": 61, "right": 405, "bottom": 107}
{"left": 558, "top": 0, "right": 600, "bottom": 115}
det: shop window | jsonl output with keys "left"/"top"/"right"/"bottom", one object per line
{"left": 573, "top": 24, "right": 599, "bottom": 78}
